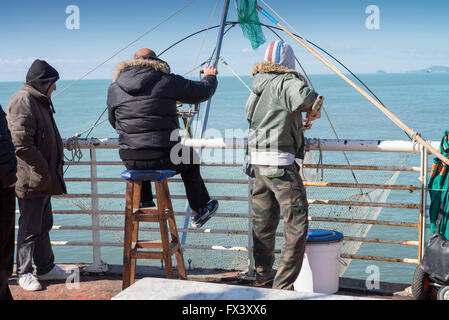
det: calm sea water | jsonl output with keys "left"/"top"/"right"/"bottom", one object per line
{"left": 1, "top": 73, "right": 448, "bottom": 285}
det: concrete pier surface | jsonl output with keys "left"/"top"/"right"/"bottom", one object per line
{"left": 7, "top": 264, "right": 411, "bottom": 300}
{"left": 112, "top": 277, "right": 380, "bottom": 300}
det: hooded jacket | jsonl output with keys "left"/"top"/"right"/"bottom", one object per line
{"left": 246, "top": 62, "right": 318, "bottom": 159}
{"left": 107, "top": 57, "right": 218, "bottom": 160}
{"left": 0, "top": 104, "right": 17, "bottom": 188}
{"left": 6, "top": 61, "right": 66, "bottom": 199}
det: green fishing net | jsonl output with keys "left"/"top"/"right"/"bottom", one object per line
{"left": 236, "top": 0, "right": 266, "bottom": 50}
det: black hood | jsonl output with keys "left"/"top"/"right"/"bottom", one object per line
{"left": 26, "top": 59, "right": 59, "bottom": 96}
{"left": 113, "top": 58, "right": 171, "bottom": 94}
{"left": 116, "top": 67, "right": 163, "bottom": 94}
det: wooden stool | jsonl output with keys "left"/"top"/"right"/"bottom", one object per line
{"left": 121, "top": 170, "right": 187, "bottom": 290}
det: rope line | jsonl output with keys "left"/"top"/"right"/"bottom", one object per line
{"left": 220, "top": 57, "right": 252, "bottom": 92}
{"left": 54, "top": 0, "right": 197, "bottom": 98}
{"left": 188, "top": 0, "right": 221, "bottom": 78}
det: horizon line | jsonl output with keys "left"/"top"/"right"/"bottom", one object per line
{"left": 0, "top": 71, "right": 440, "bottom": 83}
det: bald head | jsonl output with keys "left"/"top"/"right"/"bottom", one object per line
{"left": 134, "top": 48, "right": 157, "bottom": 60}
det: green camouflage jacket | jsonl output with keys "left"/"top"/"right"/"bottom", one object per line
{"left": 245, "top": 62, "right": 318, "bottom": 159}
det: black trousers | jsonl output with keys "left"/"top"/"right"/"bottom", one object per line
{"left": 16, "top": 196, "right": 55, "bottom": 276}
{"left": 0, "top": 187, "right": 15, "bottom": 300}
{"left": 122, "top": 148, "right": 210, "bottom": 212}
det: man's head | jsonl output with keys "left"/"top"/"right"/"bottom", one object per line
{"left": 26, "top": 59, "right": 59, "bottom": 97}
{"left": 264, "top": 41, "right": 295, "bottom": 70}
{"left": 134, "top": 48, "right": 157, "bottom": 60}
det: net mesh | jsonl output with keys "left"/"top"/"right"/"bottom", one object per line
{"left": 236, "top": 0, "right": 266, "bottom": 50}
{"left": 62, "top": 149, "right": 408, "bottom": 276}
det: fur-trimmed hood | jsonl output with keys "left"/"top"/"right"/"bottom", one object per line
{"left": 112, "top": 58, "right": 171, "bottom": 94}
{"left": 251, "top": 61, "right": 305, "bottom": 81}
{"left": 113, "top": 58, "right": 170, "bottom": 80}
{"left": 251, "top": 61, "right": 306, "bottom": 96}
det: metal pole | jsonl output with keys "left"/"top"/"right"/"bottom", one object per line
{"left": 247, "top": 177, "right": 255, "bottom": 277}
{"left": 85, "top": 147, "right": 109, "bottom": 273}
{"left": 180, "top": 0, "right": 231, "bottom": 245}
{"left": 420, "top": 148, "right": 429, "bottom": 261}
{"left": 418, "top": 146, "right": 426, "bottom": 262}
{"left": 198, "top": 0, "right": 230, "bottom": 135}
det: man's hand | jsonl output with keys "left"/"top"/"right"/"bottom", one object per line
{"left": 307, "top": 110, "right": 321, "bottom": 121}
{"left": 203, "top": 66, "right": 218, "bottom": 76}
{"left": 302, "top": 119, "right": 313, "bottom": 131}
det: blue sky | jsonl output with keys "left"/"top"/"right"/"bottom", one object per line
{"left": 0, "top": 0, "right": 448, "bottom": 81}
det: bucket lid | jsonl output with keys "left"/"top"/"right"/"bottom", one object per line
{"left": 307, "top": 229, "right": 343, "bottom": 243}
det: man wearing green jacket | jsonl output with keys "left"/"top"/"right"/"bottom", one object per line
{"left": 245, "top": 41, "right": 322, "bottom": 290}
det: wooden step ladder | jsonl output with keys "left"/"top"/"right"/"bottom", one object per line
{"left": 121, "top": 170, "right": 187, "bottom": 290}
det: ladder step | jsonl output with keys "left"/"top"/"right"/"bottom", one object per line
{"left": 133, "top": 214, "right": 160, "bottom": 222}
{"left": 134, "top": 207, "right": 159, "bottom": 215}
{"left": 132, "top": 251, "right": 164, "bottom": 260}
{"left": 135, "top": 240, "right": 163, "bottom": 249}
{"left": 132, "top": 208, "right": 171, "bottom": 222}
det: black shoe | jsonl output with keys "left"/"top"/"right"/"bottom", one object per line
{"left": 140, "top": 200, "right": 156, "bottom": 208}
{"left": 190, "top": 200, "right": 219, "bottom": 229}
{"left": 237, "top": 269, "right": 276, "bottom": 287}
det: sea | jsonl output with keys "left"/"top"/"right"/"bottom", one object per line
{"left": 1, "top": 72, "right": 449, "bottom": 286}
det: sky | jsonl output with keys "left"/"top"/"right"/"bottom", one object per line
{"left": 0, "top": 0, "right": 448, "bottom": 81}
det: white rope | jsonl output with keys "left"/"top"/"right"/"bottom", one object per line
{"left": 54, "top": 0, "right": 197, "bottom": 98}
{"left": 220, "top": 57, "right": 252, "bottom": 92}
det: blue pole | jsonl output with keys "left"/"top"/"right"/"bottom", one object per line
{"left": 199, "top": 0, "right": 231, "bottom": 137}
{"left": 180, "top": 0, "right": 231, "bottom": 246}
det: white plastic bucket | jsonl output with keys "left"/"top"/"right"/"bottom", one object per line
{"left": 294, "top": 238, "right": 343, "bottom": 294}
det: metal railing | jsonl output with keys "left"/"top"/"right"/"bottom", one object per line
{"left": 15, "top": 137, "right": 434, "bottom": 273}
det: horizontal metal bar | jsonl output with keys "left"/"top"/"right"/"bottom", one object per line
{"left": 340, "top": 254, "right": 419, "bottom": 264}
{"left": 64, "top": 177, "right": 419, "bottom": 191}
{"left": 18, "top": 210, "right": 417, "bottom": 229}
{"left": 303, "top": 181, "right": 420, "bottom": 191}
{"left": 54, "top": 194, "right": 419, "bottom": 208}
{"left": 65, "top": 137, "right": 440, "bottom": 154}
{"left": 308, "top": 216, "right": 418, "bottom": 228}
{"left": 308, "top": 199, "right": 419, "bottom": 209}
{"left": 39, "top": 240, "right": 420, "bottom": 263}
{"left": 343, "top": 236, "right": 418, "bottom": 246}
{"left": 301, "top": 163, "right": 421, "bottom": 172}
{"left": 54, "top": 194, "right": 249, "bottom": 201}
{"left": 35, "top": 224, "right": 418, "bottom": 247}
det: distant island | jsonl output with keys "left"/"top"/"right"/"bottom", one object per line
{"left": 376, "top": 70, "right": 388, "bottom": 74}
{"left": 407, "top": 66, "right": 449, "bottom": 74}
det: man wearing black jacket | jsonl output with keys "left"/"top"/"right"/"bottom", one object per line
{"left": 108, "top": 48, "right": 219, "bottom": 229}
{"left": 0, "top": 104, "right": 17, "bottom": 300}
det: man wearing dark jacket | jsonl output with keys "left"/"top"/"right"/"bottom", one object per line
{"left": 108, "top": 48, "right": 219, "bottom": 229}
{"left": 0, "top": 104, "right": 17, "bottom": 300}
{"left": 6, "top": 59, "right": 72, "bottom": 292}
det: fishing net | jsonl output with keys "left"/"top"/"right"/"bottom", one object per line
{"left": 236, "top": 0, "right": 266, "bottom": 50}
{"left": 61, "top": 149, "right": 409, "bottom": 276}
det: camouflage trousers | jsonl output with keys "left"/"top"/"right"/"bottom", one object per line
{"left": 251, "top": 163, "right": 308, "bottom": 290}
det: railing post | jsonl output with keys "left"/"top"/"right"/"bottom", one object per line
{"left": 85, "top": 145, "right": 109, "bottom": 273}
{"left": 247, "top": 177, "right": 255, "bottom": 277}
{"left": 418, "top": 146, "right": 428, "bottom": 263}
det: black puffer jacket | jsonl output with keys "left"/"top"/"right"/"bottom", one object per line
{"left": 0, "top": 105, "right": 17, "bottom": 188}
{"left": 107, "top": 57, "right": 218, "bottom": 160}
